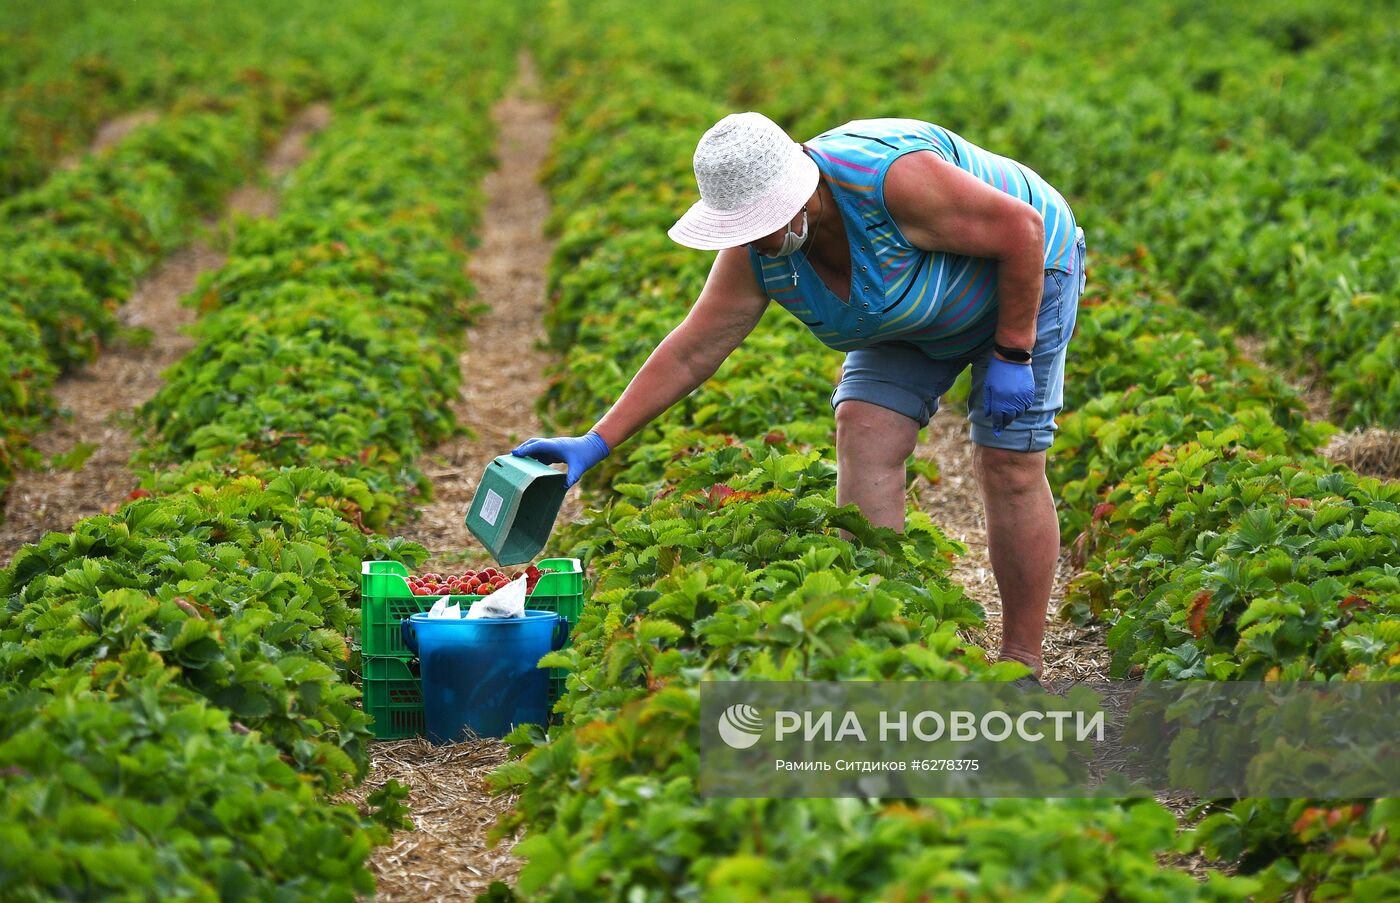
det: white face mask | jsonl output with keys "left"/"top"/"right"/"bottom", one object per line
{"left": 760, "top": 207, "right": 808, "bottom": 258}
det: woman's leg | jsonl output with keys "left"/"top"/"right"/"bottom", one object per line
{"left": 972, "top": 445, "right": 1056, "bottom": 679}
{"left": 834, "top": 399, "right": 920, "bottom": 533}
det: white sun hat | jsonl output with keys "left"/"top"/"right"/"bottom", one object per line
{"left": 668, "top": 111, "right": 820, "bottom": 251}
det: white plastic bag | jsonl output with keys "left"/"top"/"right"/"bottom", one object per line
{"left": 465, "top": 574, "right": 527, "bottom": 619}
{"left": 427, "top": 595, "right": 461, "bottom": 619}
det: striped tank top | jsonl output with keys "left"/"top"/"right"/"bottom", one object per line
{"left": 748, "top": 118, "right": 1078, "bottom": 359}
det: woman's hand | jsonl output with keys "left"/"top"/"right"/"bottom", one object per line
{"left": 984, "top": 357, "right": 1036, "bottom": 436}
{"left": 511, "top": 431, "right": 611, "bottom": 488}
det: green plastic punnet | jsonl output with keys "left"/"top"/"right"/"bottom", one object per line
{"left": 466, "top": 454, "right": 568, "bottom": 566}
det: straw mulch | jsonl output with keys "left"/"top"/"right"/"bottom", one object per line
{"left": 340, "top": 738, "right": 522, "bottom": 901}
{"left": 1325, "top": 428, "right": 1400, "bottom": 480}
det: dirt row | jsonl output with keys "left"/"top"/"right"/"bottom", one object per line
{"left": 0, "top": 104, "right": 331, "bottom": 568}
{"left": 347, "top": 61, "right": 554, "bottom": 900}
{"left": 56, "top": 109, "right": 161, "bottom": 171}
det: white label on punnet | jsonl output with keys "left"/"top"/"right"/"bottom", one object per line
{"left": 481, "top": 488, "right": 504, "bottom": 526}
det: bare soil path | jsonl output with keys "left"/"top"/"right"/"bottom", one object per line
{"left": 392, "top": 65, "right": 579, "bottom": 576}
{"left": 57, "top": 109, "right": 161, "bottom": 170}
{"left": 0, "top": 104, "right": 331, "bottom": 567}
{"left": 349, "top": 58, "right": 559, "bottom": 901}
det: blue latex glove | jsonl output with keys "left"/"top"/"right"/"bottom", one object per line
{"left": 983, "top": 357, "right": 1037, "bottom": 436}
{"left": 511, "top": 430, "right": 610, "bottom": 489}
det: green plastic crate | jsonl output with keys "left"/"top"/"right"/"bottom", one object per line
{"left": 363, "top": 656, "right": 425, "bottom": 740}
{"left": 362, "top": 653, "right": 568, "bottom": 740}
{"left": 360, "top": 557, "right": 583, "bottom": 658}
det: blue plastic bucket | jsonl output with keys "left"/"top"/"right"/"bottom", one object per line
{"left": 401, "top": 610, "right": 568, "bottom": 744}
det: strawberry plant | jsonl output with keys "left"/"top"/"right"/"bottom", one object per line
{"left": 0, "top": 0, "right": 376, "bottom": 197}
{"left": 0, "top": 56, "right": 305, "bottom": 514}
{"left": 0, "top": 677, "right": 408, "bottom": 902}
{"left": 1064, "top": 439, "right": 1400, "bottom": 681}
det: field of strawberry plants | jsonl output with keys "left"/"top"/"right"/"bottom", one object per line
{"left": 0, "top": 0, "right": 428, "bottom": 516}
{"left": 486, "top": 0, "right": 1397, "bottom": 900}
{"left": 2, "top": 0, "right": 1396, "bottom": 900}
{"left": 0, "top": 0, "right": 378, "bottom": 196}
{"left": 0, "top": 1, "right": 525, "bottom": 897}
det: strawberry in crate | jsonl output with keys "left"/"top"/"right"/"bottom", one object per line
{"left": 407, "top": 565, "right": 543, "bottom": 596}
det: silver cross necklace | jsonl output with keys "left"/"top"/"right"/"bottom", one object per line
{"left": 790, "top": 187, "right": 826, "bottom": 287}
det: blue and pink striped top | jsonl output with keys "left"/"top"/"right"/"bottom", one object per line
{"left": 748, "top": 118, "right": 1078, "bottom": 359}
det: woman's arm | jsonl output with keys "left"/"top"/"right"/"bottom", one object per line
{"left": 590, "top": 245, "right": 769, "bottom": 450}
{"left": 883, "top": 151, "right": 1045, "bottom": 353}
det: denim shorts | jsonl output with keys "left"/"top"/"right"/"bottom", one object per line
{"left": 831, "top": 227, "right": 1086, "bottom": 453}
